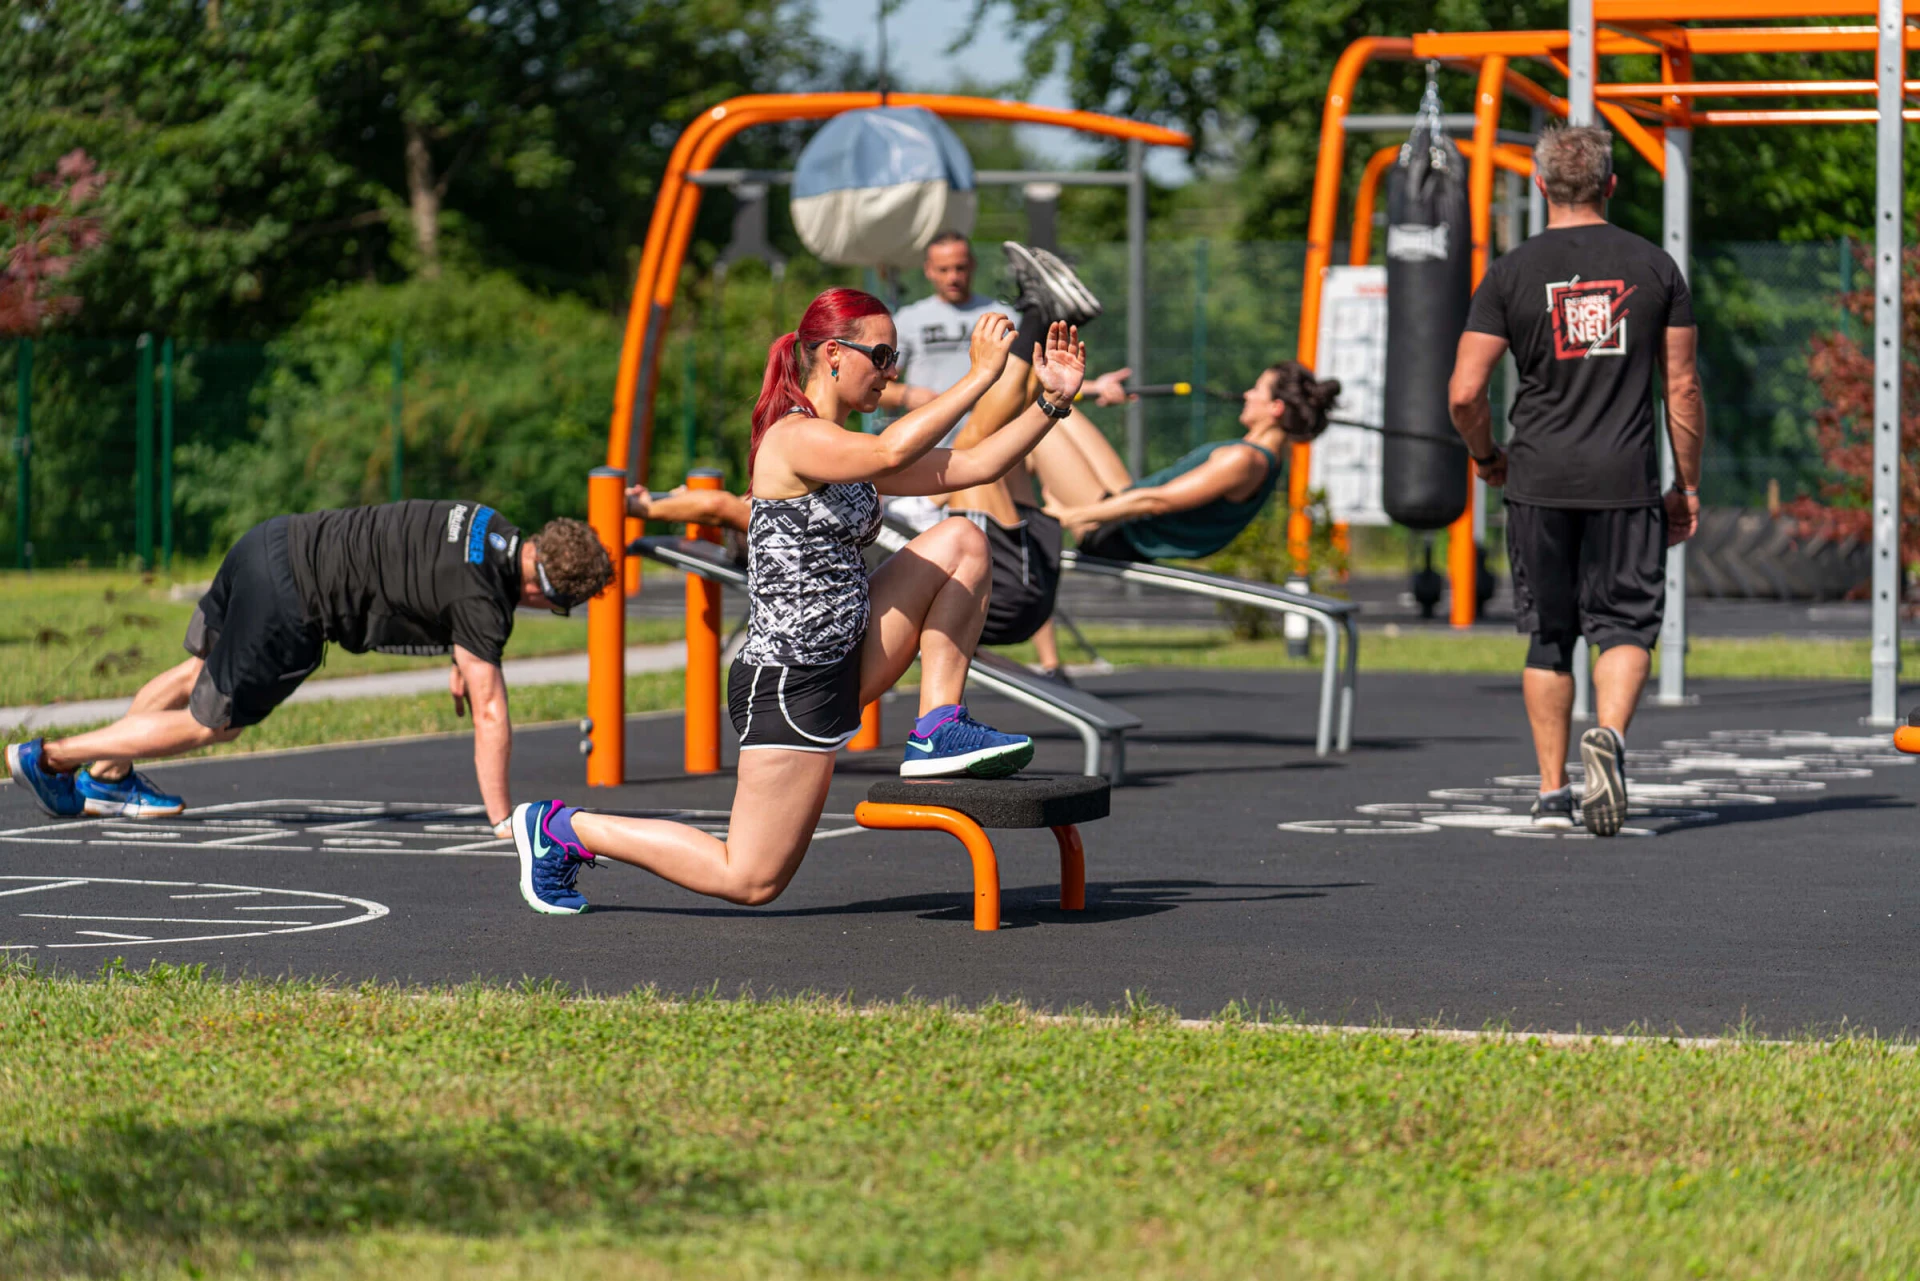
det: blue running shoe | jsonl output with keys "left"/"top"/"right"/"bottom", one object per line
{"left": 5, "top": 739, "right": 83, "bottom": 818}
{"left": 76, "top": 767, "right": 185, "bottom": 819}
{"left": 901, "top": 706, "right": 1034, "bottom": 779}
{"left": 513, "top": 799, "right": 593, "bottom": 915}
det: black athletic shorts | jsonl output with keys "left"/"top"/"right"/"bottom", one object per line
{"left": 184, "top": 516, "right": 326, "bottom": 729}
{"left": 962, "top": 504, "right": 1062, "bottom": 647}
{"left": 1077, "top": 520, "right": 1149, "bottom": 564}
{"left": 1506, "top": 500, "right": 1668, "bottom": 672}
{"left": 728, "top": 646, "right": 865, "bottom": 753}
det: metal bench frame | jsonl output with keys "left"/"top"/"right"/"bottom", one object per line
{"left": 1060, "top": 552, "right": 1359, "bottom": 755}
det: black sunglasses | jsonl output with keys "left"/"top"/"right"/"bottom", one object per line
{"left": 535, "top": 559, "right": 587, "bottom": 617}
{"left": 819, "top": 337, "right": 899, "bottom": 372}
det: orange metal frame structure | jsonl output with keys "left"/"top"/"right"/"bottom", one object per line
{"left": 585, "top": 94, "right": 1189, "bottom": 785}
{"left": 1296, "top": 2, "right": 1919, "bottom": 628}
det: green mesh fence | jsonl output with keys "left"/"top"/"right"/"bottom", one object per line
{"left": 0, "top": 239, "right": 1861, "bottom": 568}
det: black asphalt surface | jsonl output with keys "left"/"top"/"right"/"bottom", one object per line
{"left": 3, "top": 670, "right": 1915, "bottom": 1037}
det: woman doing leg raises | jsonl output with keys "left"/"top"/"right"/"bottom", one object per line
{"left": 514, "top": 289, "right": 1087, "bottom": 914}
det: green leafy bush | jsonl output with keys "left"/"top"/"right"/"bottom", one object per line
{"left": 177, "top": 272, "right": 618, "bottom": 542}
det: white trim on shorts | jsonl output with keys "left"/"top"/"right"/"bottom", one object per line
{"left": 778, "top": 666, "right": 861, "bottom": 746}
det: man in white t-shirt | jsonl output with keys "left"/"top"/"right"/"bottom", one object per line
{"left": 880, "top": 232, "right": 1019, "bottom": 440}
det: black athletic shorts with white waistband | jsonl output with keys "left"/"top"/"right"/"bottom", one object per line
{"left": 727, "top": 648, "right": 866, "bottom": 753}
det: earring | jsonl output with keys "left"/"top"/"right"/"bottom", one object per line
{"left": 831, "top": 367, "right": 839, "bottom": 379}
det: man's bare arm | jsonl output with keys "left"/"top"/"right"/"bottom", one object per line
{"left": 1661, "top": 325, "right": 1704, "bottom": 491}
{"left": 1448, "top": 331, "right": 1512, "bottom": 484}
{"left": 453, "top": 644, "right": 512, "bottom": 830}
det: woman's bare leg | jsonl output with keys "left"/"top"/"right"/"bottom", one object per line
{"left": 1031, "top": 619, "right": 1063, "bottom": 670}
{"left": 571, "top": 748, "right": 835, "bottom": 906}
{"left": 861, "top": 518, "right": 991, "bottom": 713}
{"left": 1029, "top": 407, "right": 1134, "bottom": 507}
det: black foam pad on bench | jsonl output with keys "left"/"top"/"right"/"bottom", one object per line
{"left": 864, "top": 776, "right": 1110, "bottom": 828}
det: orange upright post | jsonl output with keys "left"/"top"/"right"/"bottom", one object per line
{"left": 586, "top": 467, "right": 627, "bottom": 786}
{"left": 684, "top": 468, "right": 725, "bottom": 774}
{"left": 851, "top": 699, "right": 882, "bottom": 752}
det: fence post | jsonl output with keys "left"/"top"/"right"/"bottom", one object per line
{"left": 389, "top": 338, "right": 405, "bottom": 503}
{"left": 161, "top": 338, "right": 175, "bottom": 569}
{"left": 14, "top": 338, "right": 29, "bottom": 570}
{"left": 136, "top": 333, "right": 155, "bottom": 570}
{"left": 1191, "top": 239, "right": 1209, "bottom": 450}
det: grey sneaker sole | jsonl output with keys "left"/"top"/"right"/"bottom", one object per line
{"left": 1579, "top": 728, "right": 1628, "bottom": 837}
{"left": 1001, "top": 242, "right": 1101, "bottom": 325}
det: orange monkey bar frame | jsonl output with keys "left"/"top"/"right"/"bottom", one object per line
{"left": 1296, "top": 4, "right": 1920, "bottom": 630}
{"left": 586, "top": 94, "right": 1189, "bottom": 785}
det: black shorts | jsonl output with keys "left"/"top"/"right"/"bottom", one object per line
{"left": 1077, "top": 520, "right": 1150, "bottom": 564}
{"left": 185, "top": 516, "right": 325, "bottom": 729}
{"left": 728, "top": 647, "right": 865, "bottom": 753}
{"left": 962, "top": 505, "right": 1062, "bottom": 647}
{"left": 1507, "top": 501, "right": 1668, "bottom": 672}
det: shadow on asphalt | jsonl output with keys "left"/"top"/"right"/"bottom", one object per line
{"left": 586, "top": 878, "right": 1370, "bottom": 927}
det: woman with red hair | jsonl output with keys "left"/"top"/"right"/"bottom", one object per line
{"left": 511, "top": 287, "right": 1086, "bottom": 914}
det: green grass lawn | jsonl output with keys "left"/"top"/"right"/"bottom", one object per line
{"left": 0, "top": 569, "right": 683, "bottom": 707}
{"left": 3, "top": 969, "right": 1917, "bottom": 1280}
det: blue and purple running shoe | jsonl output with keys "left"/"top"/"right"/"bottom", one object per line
{"left": 512, "top": 799, "right": 595, "bottom": 914}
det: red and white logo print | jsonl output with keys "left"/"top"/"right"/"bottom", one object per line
{"left": 1545, "top": 275, "right": 1636, "bottom": 359}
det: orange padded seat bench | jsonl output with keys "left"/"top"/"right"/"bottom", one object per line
{"left": 855, "top": 776, "right": 1112, "bottom": 932}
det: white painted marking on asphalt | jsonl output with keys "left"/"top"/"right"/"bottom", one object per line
{"left": 21, "top": 914, "right": 317, "bottom": 926}
{"left": 0, "top": 879, "right": 86, "bottom": 898}
{"left": 73, "top": 931, "right": 152, "bottom": 941}
{"left": 170, "top": 891, "right": 262, "bottom": 899}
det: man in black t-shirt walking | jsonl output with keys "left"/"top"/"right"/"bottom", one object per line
{"left": 7, "top": 501, "right": 613, "bottom": 837}
{"left": 1448, "top": 125, "right": 1705, "bottom": 836}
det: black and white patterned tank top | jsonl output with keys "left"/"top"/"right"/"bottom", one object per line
{"left": 740, "top": 480, "right": 883, "bottom": 666}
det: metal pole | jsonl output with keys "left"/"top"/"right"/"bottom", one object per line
{"left": 160, "top": 338, "right": 174, "bottom": 569}
{"left": 390, "top": 338, "right": 404, "bottom": 503}
{"left": 1657, "top": 125, "right": 1692, "bottom": 706}
{"left": 1870, "top": 0, "right": 1904, "bottom": 726}
{"left": 1126, "top": 138, "right": 1148, "bottom": 476}
{"left": 1190, "top": 239, "right": 1208, "bottom": 450}
{"left": 1528, "top": 108, "right": 1546, "bottom": 236}
{"left": 1573, "top": 637, "right": 1592, "bottom": 722}
{"left": 13, "top": 339, "right": 28, "bottom": 570}
{"left": 135, "top": 334, "right": 154, "bottom": 570}
{"left": 1568, "top": 0, "right": 1596, "bottom": 126}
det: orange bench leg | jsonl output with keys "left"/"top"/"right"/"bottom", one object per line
{"left": 1052, "top": 825, "right": 1085, "bottom": 912}
{"left": 854, "top": 802, "right": 1002, "bottom": 931}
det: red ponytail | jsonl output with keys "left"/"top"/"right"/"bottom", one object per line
{"left": 749, "top": 286, "right": 892, "bottom": 476}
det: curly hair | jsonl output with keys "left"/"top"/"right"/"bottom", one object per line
{"left": 1266, "top": 361, "right": 1343, "bottom": 444}
{"left": 532, "top": 517, "right": 614, "bottom": 603}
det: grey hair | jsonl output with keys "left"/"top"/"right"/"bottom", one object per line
{"left": 1533, "top": 125, "right": 1615, "bottom": 206}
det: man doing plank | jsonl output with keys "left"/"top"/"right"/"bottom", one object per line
{"left": 8, "top": 501, "right": 612, "bottom": 839}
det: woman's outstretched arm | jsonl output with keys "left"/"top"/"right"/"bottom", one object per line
{"left": 771, "top": 314, "right": 1015, "bottom": 487}
{"left": 880, "top": 323, "right": 1086, "bottom": 497}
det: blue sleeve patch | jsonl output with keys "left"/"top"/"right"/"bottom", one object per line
{"left": 466, "top": 506, "right": 495, "bottom": 564}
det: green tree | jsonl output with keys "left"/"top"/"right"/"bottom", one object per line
{"left": 0, "top": 0, "right": 832, "bottom": 338}
{"left": 976, "top": 0, "right": 1920, "bottom": 244}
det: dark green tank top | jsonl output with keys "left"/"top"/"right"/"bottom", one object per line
{"left": 1120, "top": 440, "right": 1282, "bottom": 561}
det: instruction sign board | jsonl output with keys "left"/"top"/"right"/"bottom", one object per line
{"left": 1308, "top": 265, "right": 1388, "bottom": 526}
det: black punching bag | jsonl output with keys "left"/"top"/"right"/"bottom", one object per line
{"left": 1382, "top": 124, "right": 1472, "bottom": 530}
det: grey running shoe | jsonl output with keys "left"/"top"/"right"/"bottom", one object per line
{"left": 1002, "top": 242, "right": 1103, "bottom": 325}
{"left": 1529, "top": 788, "right": 1574, "bottom": 829}
{"left": 1579, "top": 726, "right": 1628, "bottom": 837}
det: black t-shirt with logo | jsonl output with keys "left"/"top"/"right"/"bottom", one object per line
{"left": 1465, "top": 222, "right": 1694, "bottom": 509}
{"left": 285, "top": 500, "right": 522, "bottom": 663}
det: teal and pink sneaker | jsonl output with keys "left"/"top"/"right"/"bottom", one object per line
{"left": 512, "top": 799, "right": 595, "bottom": 915}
